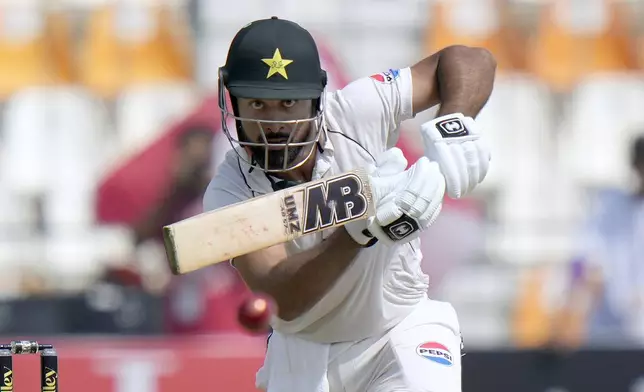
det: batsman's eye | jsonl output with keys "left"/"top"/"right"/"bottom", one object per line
{"left": 250, "top": 100, "right": 264, "bottom": 110}
{"left": 282, "top": 100, "right": 296, "bottom": 108}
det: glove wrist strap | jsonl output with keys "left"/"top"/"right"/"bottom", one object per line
{"left": 345, "top": 224, "right": 378, "bottom": 247}
{"left": 368, "top": 215, "right": 421, "bottom": 245}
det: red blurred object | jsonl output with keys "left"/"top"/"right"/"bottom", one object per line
{"left": 237, "top": 294, "right": 274, "bottom": 334}
{"left": 7, "top": 336, "right": 265, "bottom": 392}
{"left": 102, "top": 265, "right": 144, "bottom": 288}
{"left": 95, "top": 97, "right": 221, "bottom": 226}
{"left": 164, "top": 263, "right": 252, "bottom": 334}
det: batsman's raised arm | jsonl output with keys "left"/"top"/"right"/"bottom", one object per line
{"left": 412, "top": 45, "right": 496, "bottom": 199}
{"left": 410, "top": 45, "right": 497, "bottom": 117}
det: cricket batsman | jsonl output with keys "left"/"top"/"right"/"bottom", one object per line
{"left": 204, "top": 16, "right": 495, "bottom": 392}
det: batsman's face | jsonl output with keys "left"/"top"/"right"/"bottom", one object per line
{"left": 237, "top": 98, "right": 316, "bottom": 170}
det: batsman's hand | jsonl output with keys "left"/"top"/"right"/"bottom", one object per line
{"left": 345, "top": 148, "right": 446, "bottom": 247}
{"left": 367, "top": 156, "right": 445, "bottom": 246}
{"left": 420, "top": 113, "right": 491, "bottom": 199}
{"left": 345, "top": 148, "right": 408, "bottom": 246}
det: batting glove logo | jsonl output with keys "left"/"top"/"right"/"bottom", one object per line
{"left": 436, "top": 118, "right": 468, "bottom": 138}
{"left": 382, "top": 216, "right": 419, "bottom": 241}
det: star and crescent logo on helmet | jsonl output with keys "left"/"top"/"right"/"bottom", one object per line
{"left": 262, "top": 48, "right": 293, "bottom": 79}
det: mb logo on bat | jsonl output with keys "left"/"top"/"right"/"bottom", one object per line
{"left": 302, "top": 173, "right": 369, "bottom": 234}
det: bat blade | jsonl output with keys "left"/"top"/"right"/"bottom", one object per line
{"left": 164, "top": 168, "right": 374, "bottom": 275}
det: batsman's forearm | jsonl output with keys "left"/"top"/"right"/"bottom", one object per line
{"left": 262, "top": 228, "right": 362, "bottom": 321}
{"left": 435, "top": 46, "right": 496, "bottom": 118}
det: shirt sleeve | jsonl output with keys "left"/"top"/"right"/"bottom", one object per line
{"left": 326, "top": 67, "right": 414, "bottom": 153}
{"left": 203, "top": 152, "right": 253, "bottom": 212}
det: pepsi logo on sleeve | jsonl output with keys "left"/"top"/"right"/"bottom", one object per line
{"left": 370, "top": 69, "right": 400, "bottom": 84}
{"left": 416, "top": 342, "right": 454, "bottom": 366}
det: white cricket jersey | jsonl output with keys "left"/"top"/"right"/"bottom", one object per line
{"left": 203, "top": 67, "right": 430, "bottom": 343}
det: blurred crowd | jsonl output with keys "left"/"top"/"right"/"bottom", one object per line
{"left": 0, "top": 0, "right": 643, "bottom": 352}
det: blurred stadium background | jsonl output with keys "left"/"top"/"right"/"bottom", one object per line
{"left": 0, "top": 0, "right": 643, "bottom": 390}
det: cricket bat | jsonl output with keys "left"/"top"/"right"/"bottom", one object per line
{"left": 163, "top": 168, "right": 374, "bottom": 275}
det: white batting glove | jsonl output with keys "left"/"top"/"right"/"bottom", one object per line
{"left": 420, "top": 113, "right": 491, "bottom": 199}
{"left": 345, "top": 148, "right": 409, "bottom": 246}
{"left": 366, "top": 157, "right": 445, "bottom": 246}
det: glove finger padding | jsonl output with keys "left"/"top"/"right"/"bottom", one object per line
{"left": 345, "top": 147, "right": 408, "bottom": 246}
{"left": 420, "top": 117, "right": 462, "bottom": 198}
{"left": 417, "top": 167, "right": 446, "bottom": 227}
{"left": 368, "top": 157, "right": 446, "bottom": 245}
{"left": 419, "top": 121, "right": 442, "bottom": 161}
{"left": 371, "top": 157, "right": 432, "bottom": 226}
{"left": 452, "top": 143, "right": 470, "bottom": 198}
{"left": 365, "top": 148, "right": 409, "bottom": 202}
{"left": 421, "top": 113, "right": 490, "bottom": 200}
{"left": 396, "top": 158, "right": 443, "bottom": 221}
{"left": 475, "top": 136, "right": 491, "bottom": 183}
{"left": 371, "top": 147, "right": 408, "bottom": 177}
{"left": 434, "top": 142, "right": 464, "bottom": 198}
{"left": 411, "top": 161, "right": 445, "bottom": 228}
{"left": 423, "top": 197, "right": 443, "bottom": 228}
{"left": 462, "top": 116, "right": 490, "bottom": 184}
{"left": 461, "top": 141, "right": 480, "bottom": 195}
{"left": 369, "top": 168, "right": 410, "bottom": 211}
{"left": 372, "top": 192, "right": 401, "bottom": 227}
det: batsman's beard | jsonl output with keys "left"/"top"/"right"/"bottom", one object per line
{"left": 246, "top": 124, "right": 318, "bottom": 171}
{"left": 251, "top": 144, "right": 307, "bottom": 171}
